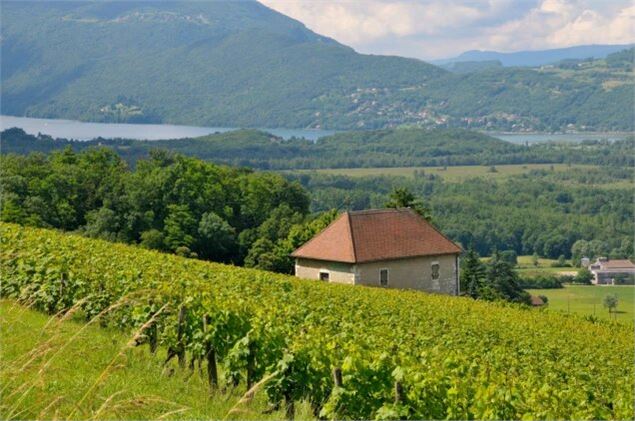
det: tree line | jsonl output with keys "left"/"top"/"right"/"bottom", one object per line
{"left": 0, "top": 147, "right": 332, "bottom": 272}
{"left": 2, "top": 127, "right": 634, "bottom": 170}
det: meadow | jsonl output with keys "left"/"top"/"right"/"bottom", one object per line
{"left": 0, "top": 300, "right": 311, "bottom": 420}
{"left": 528, "top": 285, "right": 635, "bottom": 321}
{"left": 296, "top": 163, "right": 599, "bottom": 182}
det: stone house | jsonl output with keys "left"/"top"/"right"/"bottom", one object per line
{"left": 291, "top": 208, "right": 462, "bottom": 295}
{"left": 589, "top": 258, "right": 635, "bottom": 285}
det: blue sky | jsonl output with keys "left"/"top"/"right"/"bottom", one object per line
{"left": 261, "top": 0, "right": 635, "bottom": 60}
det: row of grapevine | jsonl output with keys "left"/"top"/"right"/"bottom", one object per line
{"left": 1, "top": 223, "right": 633, "bottom": 420}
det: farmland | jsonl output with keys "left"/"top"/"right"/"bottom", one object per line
{"left": 295, "top": 164, "right": 599, "bottom": 182}
{"left": 528, "top": 285, "right": 635, "bottom": 321}
{"left": 1, "top": 223, "right": 634, "bottom": 420}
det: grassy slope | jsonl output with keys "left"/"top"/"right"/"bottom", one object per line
{"left": 2, "top": 223, "right": 634, "bottom": 419}
{"left": 527, "top": 285, "right": 635, "bottom": 321}
{"left": 0, "top": 300, "right": 311, "bottom": 420}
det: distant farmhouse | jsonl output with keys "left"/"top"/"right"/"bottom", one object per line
{"left": 291, "top": 208, "right": 461, "bottom": 294}
{"left": 588, "top": 258, "right": 635, "bottom": 285}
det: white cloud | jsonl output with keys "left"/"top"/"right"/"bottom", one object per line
{"left": 260, "top": 0, "right": 635, "bottom": 59}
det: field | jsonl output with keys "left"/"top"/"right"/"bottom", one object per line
{"left": 528, "top": 285, "right": 635, "bottom": 321}
{"left": 1, "top": 223, "right": 634, "bottom": 420}
{"left": 297, "top": 163, "right": 598, "bottom": 182}
{"left": 0, "top": 300, "right": 310, "bottom": 420}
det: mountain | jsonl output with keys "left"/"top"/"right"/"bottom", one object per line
{"left": 436, "top": 44, "right": 633, "bottom": 68}
{"left": 1, "top": 1, "right": 633, "bottom": 131}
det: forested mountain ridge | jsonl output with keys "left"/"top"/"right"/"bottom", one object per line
{"left": 1, "top": 1, "right": 632, "bottom": 131}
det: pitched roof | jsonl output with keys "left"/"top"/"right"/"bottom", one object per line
{"left": 291, "top": 208, "right": 461, "bottom": 264}
{"left": 602, "top": 259, "right": 635, "bottom": 270}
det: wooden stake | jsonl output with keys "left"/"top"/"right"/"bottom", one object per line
{"left": 394, "top": 381, "right": 404, "bottom": 404}
{"left": 332, "top": 367, "right": 343, "bottom": 387}
{"left": 177, "top": 305, "right": 186, "bottom": 368}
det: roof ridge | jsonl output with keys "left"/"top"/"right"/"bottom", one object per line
{"left": 346, "top": 211, "right": 358, "bottom": 263}
{"left": 349, "top": 208, "right": 406, "bottom": 215}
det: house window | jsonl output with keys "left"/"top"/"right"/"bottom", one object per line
{"left": 319, "top": 271, "right": 330, "bottom": 281}
{"left": 431, "top": 263, "right": 440, "bottom": 280}
{"left": 431, "top": 262, "right": 440, "bottom": 290}
{"left": 380, "top": 269, "right": 389, "bottom": 286}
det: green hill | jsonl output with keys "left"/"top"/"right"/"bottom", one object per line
{"left": 1, "top": 1, "right": 632, "bottom": 131}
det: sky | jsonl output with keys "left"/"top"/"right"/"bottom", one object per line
{"left": 259, "top": 0, "right": 635, "bottom": 60}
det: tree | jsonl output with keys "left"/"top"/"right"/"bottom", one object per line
{"left": 163, "top": 204, "right": 197, "bottom": 252}
{"left": 532, "top": 253, "right": 540, "bottom": 267}
{"left": 460, "top": 249, "right": 486, "bottom": 299}
{"left": 197, "top": 212, "right": 237, "bottom": 261}
{"left": 603, "top": 294, "right": 618, "bottom": 314}
{"left": 557, "top": 254, "right": 567, "bottom": 267}
{"left": 484, "top": 251, "right": 531, "bottom": 304}
{"left": 385, "top": 187, "right": 431, "bottom": 221}
{"left": 574, "top": 268, "right": 593, "bottom": 284}
{"left": 500, "top": 250, "right": 518, "bottom": 266}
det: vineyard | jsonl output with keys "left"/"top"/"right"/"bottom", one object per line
{"left": 1, "top": 223, "right": 633, "bottom": 420}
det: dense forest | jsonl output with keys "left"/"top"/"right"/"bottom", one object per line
{"left": 0, "top": 148, "right": 337, "bottom": 274}
{"left": 2, "top": 1, "right": 633, "bottom": 131}
{"left": 289, "top": 168, "right": 634, "bottom": 260}
{"left": 2, "top": 127, "right": 634, "bottom": 169}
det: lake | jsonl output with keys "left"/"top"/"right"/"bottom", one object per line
{"left": 0, "top": 115, "right": 629, "bottom": 143}
{"left": 0, "top": 115, "right": 335, "bottom": 141}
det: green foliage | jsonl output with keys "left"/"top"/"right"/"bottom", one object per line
{"left": 518, "top": 274, "right": 565, "bottom": 289}
{"left": 574, "top": 268, "right": 594, "bottom": 285}
{"left": 499, "top": 250, "right": 518, "bottom": 266}
{"left": 384, "top": 187, "right": 431, "bottom": 221}
{"left": 460, "top": 249, "right": 486, "bottom": 298}
{"left": 484, "top": 252, "right": 531, "bottom": 304}
{"left": 295, "top": 166, "right": 634, "bottom": 260}
{"left": 0, "top": 148, "right": 310, "bottom": 268}
{"left": 4, "top": 128, "right": 634, "bottom": 170}
{"left": 1, "top": 223, "right": 633, "bottom": 419}
{"left": 603, "top": 294, "right": 618, "bottom": 313}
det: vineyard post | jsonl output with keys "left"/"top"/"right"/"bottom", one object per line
{"left": 332, "top": 367, "right": 343, "bottom": 387}
{"left": 394, "top": 381, "right": 404, "bottom": 404}
{"left": 177, "top": 305, "right": 186, "bottom": 368}
{"left": 203, "top": 315, "right": 218, "bottom": 388}
{"left": 284, "top": 390, "right": 295, "bottom": 421}
{"left": 148, "top": 299, "right": 158, "bottom": 353}
{"left": 246, "top": 340, "right": 256, "bottom": 389}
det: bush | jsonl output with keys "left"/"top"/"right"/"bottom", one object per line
{"left": 574, "top": 268, "right": 593, "bottom": 285}
{"left": 500, "top": 250, "right": 518, "bottom": 266}
{"left": 518, "top": 274, "right": 564, "bottom": 289}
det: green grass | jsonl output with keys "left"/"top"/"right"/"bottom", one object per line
{"left": 0, "top": 300, "right": 312, "bottom": 420}
{"left": 479, "top": 255, "right": 577, "bottom": 277}
{"left": 527, "top": 285, "right": 635, "bottom": 321}
{"left": 298, "top": 164, "right": 598, "bottom": 182}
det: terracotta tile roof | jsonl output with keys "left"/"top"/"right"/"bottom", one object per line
{"left": 291, "top": 208, "right": 461, "bottom": 264}
{"left": 602, "top": 259, "right": 635, "bottom": 269}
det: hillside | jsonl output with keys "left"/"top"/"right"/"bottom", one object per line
{"left": 1, "top": 223, "right": 633, "bottom": 419}
{"left": 1, "top": 1, "right": 632, "bottom": 131}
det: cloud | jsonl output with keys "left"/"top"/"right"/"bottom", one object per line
{"left": 260, "top": 0, "right": 635, "bottom": 59}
